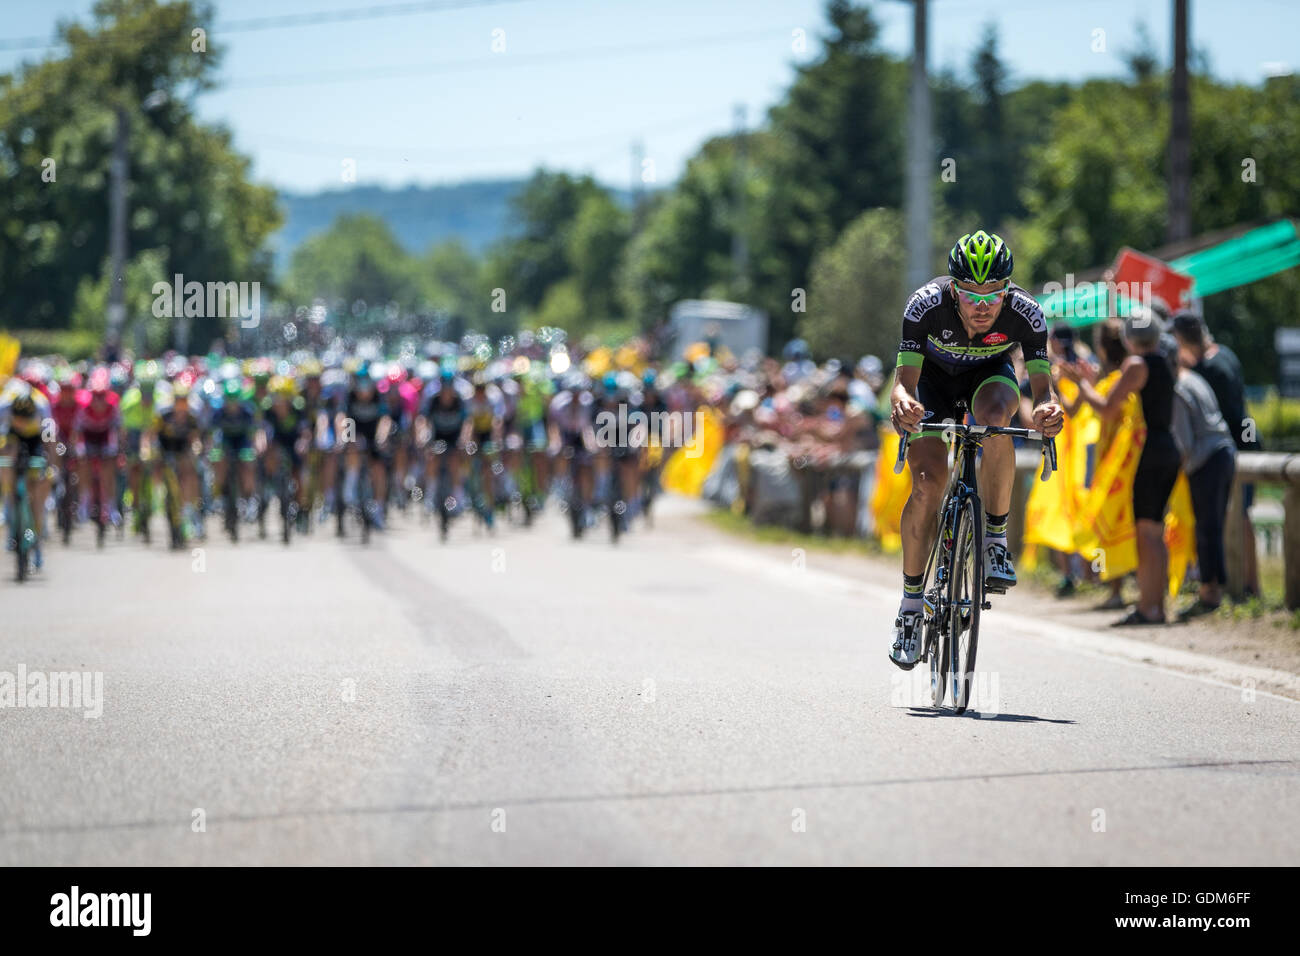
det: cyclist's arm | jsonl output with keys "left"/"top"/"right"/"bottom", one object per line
{"left": 1026, "top": 371, "right": 1064, "bottom": 437}
{"left": 890, "top": 365, "right": 925, "bottom": 434}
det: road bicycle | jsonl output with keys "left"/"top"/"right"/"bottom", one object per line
{"left": 159, "top": 449, "right": 186, "bottom": 550}
{"left": 894, "top": 407, "right": 1056, "bottom": 714}
{"left": 57, "top": 450, "right": 76, "bottom": 546}
{"left": 430, "top": 440, "right": 457, "bottom": 542}
{"left": 464, "top": 440, "right": 496, "bottom": 534}
{"left": 6, "top": 442, "right": 42, "bottom": 582}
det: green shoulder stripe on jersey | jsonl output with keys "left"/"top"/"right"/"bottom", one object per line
{"left": 896, "top": 351, "right": 925, "bottom": 368}
{"left": 1025, "top": 359, "right": 1052, "bottom": 376}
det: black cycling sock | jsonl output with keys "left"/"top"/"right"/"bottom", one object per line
{"left": 985, "top": 511, "right": 1008, "bottom": 541}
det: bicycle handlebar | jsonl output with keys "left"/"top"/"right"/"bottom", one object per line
{"left": 893, "top": 425, "right": 1058, "bottom": 483}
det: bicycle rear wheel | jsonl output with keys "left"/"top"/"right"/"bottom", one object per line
{"left": 14, "top": 490, "right": 30, "bottom": 582}
{"left": 948, "top": 494, "right": 984, "bottom": 714}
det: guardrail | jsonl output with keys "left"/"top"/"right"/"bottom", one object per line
{"left": 1226, "top": 453, "right": 1300, "bottom": 608}
{"left": 750, "top": 443, "right": 1297, "bottom": 609}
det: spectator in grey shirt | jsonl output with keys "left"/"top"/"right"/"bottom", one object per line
{"left": 1172, "top": 367, "right": 1237, "bottom": 618}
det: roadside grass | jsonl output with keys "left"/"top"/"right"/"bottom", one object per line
{"left": 704, "top": 507, "right": 1299, "bottom": 631}
{"left": 702, "top": 509, "right": 884, "bottom": 557}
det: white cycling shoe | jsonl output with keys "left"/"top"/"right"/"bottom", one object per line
{"left": 984, "top": 541, "right": 1016, "bottom": 592}
{"left": 889, "top": 610, "right": 924, "bottom": 670}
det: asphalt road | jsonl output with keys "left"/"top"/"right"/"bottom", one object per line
{"left": 2, "top": 497, "right": 1296, "bottom": 865}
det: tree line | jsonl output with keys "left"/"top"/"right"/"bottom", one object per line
{"left": 2, "top": 0, "right": 1296, "bottom": 383}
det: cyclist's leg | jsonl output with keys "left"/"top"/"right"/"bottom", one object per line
{"left": 100, "top": 444, "right": 119, "bottom": 523}
{"left": 900, "top": 363, "right": 960, "bottom": 579}
{"left": 369, "top": 445, "right": 387, "bottom": 516}
{"left": 0, "top": 436, "right": 16, "bottom": 536}
{"left": 970, "top": 364, "right": 1020, "bottom": 521}
{"left": 237, "top": 447, "right": 256, "bottom": 498}
{"left": 213, "top": 454, "right": 228, "bottom": 501}
{"left": 900, "top": 435, "right": 948, "bottom": 577}
{"left": 264, "top": 442, "right": 282, "bottom": 501}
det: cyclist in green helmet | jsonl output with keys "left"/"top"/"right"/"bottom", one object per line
{"left": 888, "top": 230, "right": 1065, "bottom": 669}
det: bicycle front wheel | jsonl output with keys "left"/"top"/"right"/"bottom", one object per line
{"left": 948, "top": 494, "right": 984, "bottom": 714}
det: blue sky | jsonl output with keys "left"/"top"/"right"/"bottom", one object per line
{"left": 2, "top": 0, "right": 1295, "bottom": 193}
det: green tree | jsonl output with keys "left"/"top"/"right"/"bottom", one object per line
{"left": 567, "top": 191, "right": 630, "bottom": 322}
{"left": 418, "top": 239, "right": 490, "bottom": 337}
{"left": 286, "top": 213, "right": 420, "bottom": 330}
{"left": 0, "top": 0, "right": 280, "bottom": 349}
{"left": 489, "top": 169, "right": 607, "bottom": 313}
{"left": 801, "top": 206, "right": 956, "bottom": 363}
{"left": 752, "top": 0, "right": 907, "bottom": 343}
{"left": 618, "top": 136, "right": 747, "bottom": 326}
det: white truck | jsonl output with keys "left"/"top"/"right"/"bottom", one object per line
{"left": 667, "top": 299, "right": 767, "bottom": 361}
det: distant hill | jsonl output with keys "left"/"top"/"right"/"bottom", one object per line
{"left": 271, "top": 179, "right": 526, "bottom": 272}
{"left": 272, "top": 179, "right": 639, "bottom": 275}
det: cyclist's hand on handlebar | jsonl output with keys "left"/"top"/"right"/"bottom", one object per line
{"left": 891, "top": 394, "right": 926, "bottom": 435}
{"left": 1032, "top": 401, "right": 1065, "bottom": 438}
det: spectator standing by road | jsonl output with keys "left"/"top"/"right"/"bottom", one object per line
{"left": 1170, "top": 310, "right": 1262, "bottom": 597}
{"left": 1065, "top": 309, "right": 1178, "bottom": 625}
{"left": 1171, "top": 364, "right": 1237, "bottom": 618}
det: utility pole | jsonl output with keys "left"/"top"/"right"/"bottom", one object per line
{"left": 904, "top": 0, "right": 932, "bottom": 292}
{"left": 1168, "top": 0, "right": 1191, "bottom": 242}
{"left": 106, "top": 105, "right": 129, "bottom": 360}
{"left": 731, "top": 102, "right": 750, "bottom": 298}
{"left": 631, "top": 139, "right": 645, "bottom": 230}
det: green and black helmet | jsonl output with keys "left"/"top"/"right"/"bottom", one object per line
{"left": 948, "top": 230, "right": 1013, "bottom": 284}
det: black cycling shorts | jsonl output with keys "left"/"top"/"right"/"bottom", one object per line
{"left": 6, "top": 433, "right": 46, "bottom": 467}
{"left": 915, "top": 360, "right": 1018, "bottom": 438}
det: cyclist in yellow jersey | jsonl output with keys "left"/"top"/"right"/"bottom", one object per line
{"left": 1, "top": 377, "right": 56, "bottom": 567}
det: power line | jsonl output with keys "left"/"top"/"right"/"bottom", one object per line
{"left": 248, "top": 105, "right": 732, "bottom": 162}
{"left": 222, "top": 27, "right": 796, "bottom": 90}
{"left": 0, "top": 0, "right": 532, "bottom": 53}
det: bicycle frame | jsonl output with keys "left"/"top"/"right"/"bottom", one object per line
{"left": 893, "top": 414, "right": 1057, "bottom": 712}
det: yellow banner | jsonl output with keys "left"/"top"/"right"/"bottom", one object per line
{"left": 0, "top": 334, "right": 19, "bottom": 379}
{"left": 1024, "top": 379, "right": 1084, "bottom": 554}
{"left": 1072, "top": 384, "right": 1195, "bottom": 594}
{"left": 660, "top": 407, "right": 725, "bottom": 497}
{"left": 871, "top": 427, "right": 912, "bottom": 554}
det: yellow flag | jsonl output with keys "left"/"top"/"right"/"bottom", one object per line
{"left": 1024, "top": 378, "right": 1083, "bottom": 554}
{"left": 660, "top": 407, "right": 725, "bottom": 497}
{"left": 1075, "top": 393, "right": 1144, "bottom": 581}
{"left": 1164, "top": 473, "right": 1197, "bottom": 596}
{"left": 0, "top": 333, "right": 20, "bottom": 379}
{"left": 871, "top": 427, "right": 912, "bottom": 553}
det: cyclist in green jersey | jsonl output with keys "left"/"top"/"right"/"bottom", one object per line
{"left": 888, "top": 231, "right": 1064, "bottom": 669}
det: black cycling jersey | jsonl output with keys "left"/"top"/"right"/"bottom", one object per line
{"left": 157, "top": 407, "right": 199, "bottom": 453}
{"left": 897, "top": 276, "right": 1050, "bottom": 378}
{"left": 263, "top": 397, "right": 307, "bottom": 445}
{"left": 426, "top": 392, "right": 466, "bottom": 438}
{"left": 345, "top": 388, "right": 384, "bottom": 440}
{"left": 214, "top": 402, "right": 256, "bottom": 443}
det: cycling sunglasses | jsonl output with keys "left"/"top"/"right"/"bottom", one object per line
{"left": 954, "top": 281, "right": 1010, "bottom": 305}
